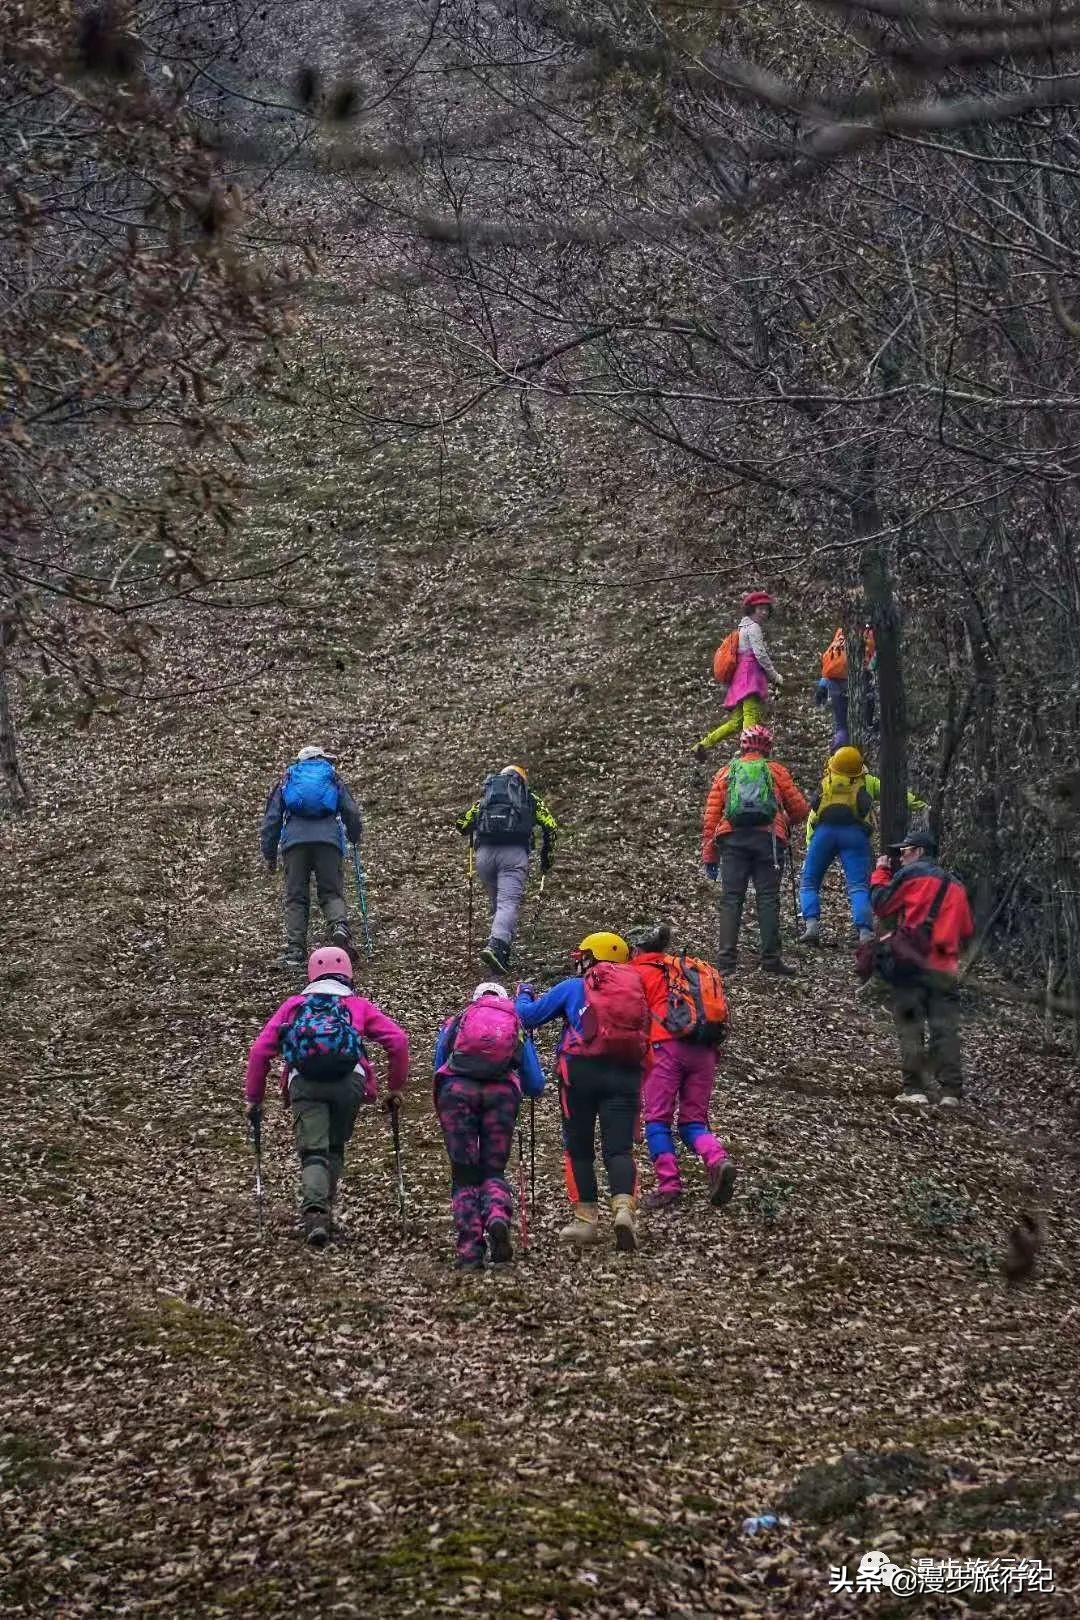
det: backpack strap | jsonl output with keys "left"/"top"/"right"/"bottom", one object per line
{"left": 926, "top": 874, "right": 952, "bottom": 927}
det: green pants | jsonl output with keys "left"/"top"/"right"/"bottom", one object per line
{"left": 700, "top": 694, "right": 766, "bottom": 751}
{"left": 891, "top": 977, "right": 963, "bottom": 1097}
{"left": 290, "top": 1073, "right": 364, "bottom": 1212}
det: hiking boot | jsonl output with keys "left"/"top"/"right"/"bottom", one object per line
{"left": 800, "top": 919, "right": 822, "bottom": 946}
{"left": 857, "top": 927, "right": 875, "bottom": 945}
{"left": 760, "top": 959, "right": 797, "bottom": 977}
{"left": 329, "top": 921, "right": 353, "bottom": 951}
{"left": 642, "top": 1188, "right": 682, "bottom": 1211}
{"left": 715, "top": 957, "right": 737, "bottom": 977}
{"left": 708, "top": 1159, "right": 738, "bottom": 1207}
{"left": 896, "top": 1087, "right": 929, "bottom": 1106}
{"left": 283, "top": 948, "right": 305, "bottom": 970}
{"left": 611, "top": 1194, "right": 637, "bottom": 1253}
{"left": 304, "top": 1210, "right": 330, "bottom": 1249}
{"left": 481, "top": 937, "right": 511, "bottom": 975}
{"left": 939, "top": 1092, "right": 962, "bottom": 1110}
{"left": 559, "top": 1203, "right": 600, "bottom": 1247}
{"left": 487, "top": 1219, "right": 513, "bottom": 1265}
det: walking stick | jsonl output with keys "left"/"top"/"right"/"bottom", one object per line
{"left": 349, "top": 843, "right": 373, "bottom": 957}
{"left": 466, "top": 840, "right": 476, "bottom": 968}
{"left": 248, "top": 1106, "right": 265, "bottom": 1236}
{"left": 390, "top": 1103, "right": 406, "bottom": 1226}
{"left": 516, "top": 1126, "right": 529, "bottom": 1253}
{"left": 787, "top": 840, "right": 802, "bottom": 945}
{"left": 532, "top": 871, "right": 547, "bottom": 932}
{"left": 529, "top": 1096, "right": 536, "bottom": 1223}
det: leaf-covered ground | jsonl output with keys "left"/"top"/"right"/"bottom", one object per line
{"left": 3, "top": 394, "right": 1079, "bottom": 1617}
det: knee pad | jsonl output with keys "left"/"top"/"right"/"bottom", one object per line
{"left": 644, "top": 1120, "right": 676, "bottom": 1159}
{"left": 678, "top": 1121, "right": 708, "bottom": 1150}
{"left": 450, "top": 1161, "right": 483, "bottom": 1189}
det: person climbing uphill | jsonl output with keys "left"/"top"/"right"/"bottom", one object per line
{"left": 814, "top": 627, "right": 850, "bottom": 750}
{"left": 261, "top": 745, "right": 364, "bottom": 970}
{"left": 243, "top": 946, "right": 410, "bottom": 1247}
{"left": 455, "top": 764, "right": 558, "bottom": 975}
{"left": 627, "top": 924, "right": 736, "bottom": 1210}
{"left": 516, "top": 932, "right": 649, "bottom": 1252}
{"left": 694, "top": 590, "right": 783, "bottom": 761}
{"left": 799, "top": 745, "right": 927, "bottom": 946}
{"left": 702, "top": 724, "right": 810, "bottom": 976}
{"left": 869, "top": 830, "right": 974, "bottom": 1108}
{"left": 433, "top": 981, "right": 544, "bottom": 1271}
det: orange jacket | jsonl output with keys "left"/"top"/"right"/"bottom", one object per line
{"left": 702, "top": 753, "right": 810, "bottom": 861}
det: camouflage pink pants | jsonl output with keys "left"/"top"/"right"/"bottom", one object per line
{"left": 435, "top": 1076, "right": 520, "bottom": 1264}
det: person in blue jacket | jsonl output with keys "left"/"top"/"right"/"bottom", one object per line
{"left": 261, "top": 744, "right": 363, "bottom": 968}
{"left": 433, "top": 982, "right": 544, "bottom": 1270}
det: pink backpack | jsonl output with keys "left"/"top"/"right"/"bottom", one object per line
{"left": 448, "top": 998, "right": 522, "bottom": 1080}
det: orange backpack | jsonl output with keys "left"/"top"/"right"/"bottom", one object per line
{"left": 712, "top": 629, "right": 739, "bottom": 684}
{"left": 652, "top": 954, "right": 729, "bottom": 1047}
{"left": 821, "top": 628, "right": 847, "bottom": 681}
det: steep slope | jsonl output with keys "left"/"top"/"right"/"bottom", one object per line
{"left": 2, "top": 400, "right": 1078, "bottom": 1618}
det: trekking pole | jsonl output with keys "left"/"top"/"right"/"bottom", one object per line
{"left": 532, "top": 871, "right": 547, "bottom": 932}
{"left": 516, "top": 1125, "right": 529, "bottom": 1253}
{"left": 529, "top": 1096, "right": 536, "bottom": 1223}
{"left": 349, "top": 843, "right": 373, "bottom": 957}
{"left": 390, "top": 1103, "right": 406, "bottom": 1226}
{"left": 248, "top": 1106, "right": 265, "bottom": 1236}
{"left": 466, "top": 841, "right": 475, "bottom": 968}
{"left": 787, "top": 840, "right": 802, "bottom": 947}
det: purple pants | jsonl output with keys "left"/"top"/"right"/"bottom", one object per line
{"left": 642, "top": 1041, "right": 727, "bottom": 1195}
{"left": 435, "top": 1076, "right": 519, "bottom": 1264}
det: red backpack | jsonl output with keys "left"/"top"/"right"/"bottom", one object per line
{"left": 448, "top": 998, "right": 522, "bottom": 1080}
{"left": 712, "top": 629, "right": 739, "bottom": 684}
{"left": 572, "top": 962, "right": 649, "bottom": 1066}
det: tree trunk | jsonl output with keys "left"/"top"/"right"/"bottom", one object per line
{"left": 0, "top": 653, "right": 30, "bottom": 810}
{"left": 966, "top": 611, "right": 1000, "bottom": 928}
{"left": 857, "top": 507, "right": 907, "bottom": 846}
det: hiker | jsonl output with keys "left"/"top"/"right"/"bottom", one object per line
{"left": 813, "top": 625, "right": 878, "bottom": 748}
{"left": 433, "top": 981, "right": 544, "bottom": 1270}
{"left": 694, "top": 590, "right": 783, "bottom": 761}
{"left": 702, "top": 724, "right": 810, "bottom": 976}
{"left": 515, "top": 932, "right": 649, "bottom": 1251}
{"left": 261, "top": 745, "right": 364, "bottom": 969}
{"left": 627, "top": 924, "right": 736, "bottom": 1210}
{"left": 455, "top": 764, "right": 558, "bottom": 975}
{"left": 869, "top": 830, "right": 974, "bottom": 1107}
{"left": 799, "top": 746, "right": 927, "bottom": 947}
{"left": 242, "top": 946, "right": 410, "bottom": 1246}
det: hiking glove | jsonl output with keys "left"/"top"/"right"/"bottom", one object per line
{"left": 703, "top": 862, "right": 719, "bottom": 881}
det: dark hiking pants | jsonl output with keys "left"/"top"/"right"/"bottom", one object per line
{"left": 716, "top": 827, "right": 783, "bottom": 967}
{"left": 891, "top": 976, "right": 963, "bottom": 1097}
{"left": 560, "top": 1056, "right": 642, "bottom": 1204}
{"left": 283, "top": 842, "right": 347, "bottom": 951}
{"left": 289, "top": 1072, "right": 364, "bottom": 1213}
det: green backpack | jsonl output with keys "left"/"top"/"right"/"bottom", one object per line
{"left": 725, "top": 757, "right": 777, "bottom": 827}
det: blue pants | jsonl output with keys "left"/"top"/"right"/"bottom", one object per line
{"left": 799, "top": 823, "right": 872, "bottom": 930}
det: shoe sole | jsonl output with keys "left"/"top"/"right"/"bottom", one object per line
{"left": 642, "top": 1196, "right": 682, "bottom": 1211}
{"left": 710, "top": 1161, "right": 738, "bottom": 1207}
{"left": 306, "top": 1228, "right": 329, "bottom": 1249}
{"left": 488, "top": 1220, "right": 513, "bottom": 1265}
{"left": 480, "top": 947, "right": 506, "bottom": 974}
{"left": 614, "top": 1220, "right": 637, "bottom": 1253}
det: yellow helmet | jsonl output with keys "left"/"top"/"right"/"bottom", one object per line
{"left": 501, "top": 764, "right": 528, "bottom": 780}
{"left": 830, "top": 746, "right": 865, "bottom": 776}
{"left": 574, "top": 930, "right": 630, "bottom": 964}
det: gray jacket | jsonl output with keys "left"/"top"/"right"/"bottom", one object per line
{"left": 260, "top": 776, "right": 363, "bottom": 862}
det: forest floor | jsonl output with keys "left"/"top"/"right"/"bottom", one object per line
{"left": 3, "top": 326, "right": 1080, "bottom": 1618}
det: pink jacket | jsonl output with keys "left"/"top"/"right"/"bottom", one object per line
{"left": 243, "top": 980, "right": 410, "bottom": 1105}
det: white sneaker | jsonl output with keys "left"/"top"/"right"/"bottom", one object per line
{"left": 939, "top": 1095, "right": 961, "bottom": 1109}
{"left": 896, "top": 1089, "right": 929, "bottom": 1106}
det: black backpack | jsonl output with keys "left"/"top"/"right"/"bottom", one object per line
{"left": 475, "top": 772, "right": 533, "bottom": 844}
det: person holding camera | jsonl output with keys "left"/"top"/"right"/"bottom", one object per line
{"left": 869, "top": 830, "right": 974, "bottom": 1108}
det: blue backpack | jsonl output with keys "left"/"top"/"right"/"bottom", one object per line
{"left": 281, "top": 994, "right": 361, "bottom": 1082}
{"left": 282, "top": 758, "right": 340, "bottom": 819}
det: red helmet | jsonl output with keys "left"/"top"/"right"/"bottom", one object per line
{"left": 742, "top": 590, "right": 773, "bottom": 611}
{"left": 740, "top": 724, "right": 773, "bottom": 753}
{"left": 307, "top": 946, "right": 353, "bottom": 983}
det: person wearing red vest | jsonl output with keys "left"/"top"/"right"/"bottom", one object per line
{"left": 870, "top": 829, "right": 975, "bottom": 1107}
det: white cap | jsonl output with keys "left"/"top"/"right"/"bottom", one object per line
{"left": 472, "top": 981, "right": 510, "bottom": 1000}
{"left": 297, "top": 745, "right": 331, "bottom": 762}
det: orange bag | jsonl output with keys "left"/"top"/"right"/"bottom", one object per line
{"left": 821, "top": 628, "right": 847, "bottom": 681}
{"left": 712, "top": 629, "right": 739, "bottom": 684}
{"left": 654, "top": 954, "right": 729, "bottom": 1046}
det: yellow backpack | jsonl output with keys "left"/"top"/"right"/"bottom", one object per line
{"left": 817, "top": 768, "right": 873, "bottom": 827}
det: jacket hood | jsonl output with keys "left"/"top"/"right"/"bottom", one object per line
{"left": 303, "top": 977, "right": 353, "bottom": 996}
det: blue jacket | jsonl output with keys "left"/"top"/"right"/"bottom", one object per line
{"left": 515, "top": 977, "right": 586, "bottom": 1063}
{"left": 260, "top": 774, "right": 363, "bottom": 862}
{"left": 432, "top": 1018, "right": 545, "bottom": 1097}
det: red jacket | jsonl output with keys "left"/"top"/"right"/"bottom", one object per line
{"left": 630, "top": 953, "right": 677, "bottom": 1046}
{"left": 870, "top": 860, "right": 974, "bottom": 975}
{"left": 702, "top": 753, "right": 810, "bottom": 862}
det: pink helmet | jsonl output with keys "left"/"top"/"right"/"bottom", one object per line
{"left": 740, "top": 723, "right": 773, "bottom": 753}
{"left": 307, "top": 945, "right": 353, "bottom": 983}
